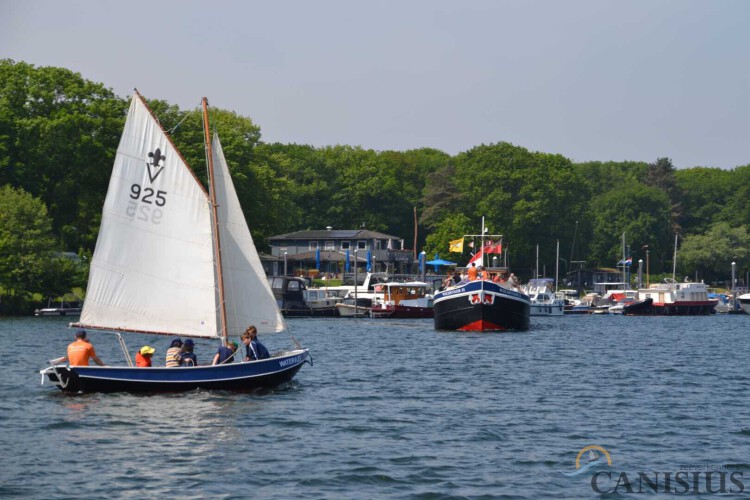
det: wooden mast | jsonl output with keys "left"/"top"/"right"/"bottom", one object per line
{"left": 202, "top": 98, "right": 229, "bottom": 341}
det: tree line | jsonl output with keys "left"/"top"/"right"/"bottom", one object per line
{"left": 1, "top": 59, "right": 749, "bottom": 311}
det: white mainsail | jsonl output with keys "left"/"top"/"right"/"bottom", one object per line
{"left": 211, "top": 133, "right": 286, "bottom": 335}
{"left": 78, "top": 94, "right": 219, "bottom": 338}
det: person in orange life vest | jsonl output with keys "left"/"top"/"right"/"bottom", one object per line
{"left": 477, "top": 265, "right": 486, "bottom": 280}
{"left": 467, "top": 263, "right": 478, "bottom": 281}
{"left": 135, "top": 345, "right": 155, "bottom": 367}
{"left": 64, "top": 329, "right": 105, "bottom": 366}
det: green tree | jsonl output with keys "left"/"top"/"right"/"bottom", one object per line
{"left": 675, "top": 167, "right": 734, "bottom": 235}
{"left": 574, "top": 160, "right": 648, "bottom": 197}
{"left": 423, "top": 212, "right": 474, "bottom": 261}
{"left": 0, "top": 185, "right": 69, "bottom": 298}
{"left": 721, "top": 165, "right": 750, "bottom": 229}
{"left": 450, "top": 143, "right": 588, "bottom": 275}
{"left": 643, "top": 157, "right": 682, "bottom": 233}
{"left": 678, "top": 222, "right": 750, "bottom": 284}
{"left": 421, "top": 162, "right": 464, "bottom": 230}
{"left": 0, "top": 59, "right": 127, "bottom": 252}
{"left": 589, "top": 185, "right": 672, "bottom": 270}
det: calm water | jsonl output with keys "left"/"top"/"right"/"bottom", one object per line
{"left": 2, "top": 313, "right": 749, "bottom": 498}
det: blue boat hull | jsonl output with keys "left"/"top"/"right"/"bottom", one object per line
{"left": 433, "top": 281, "right": 530, "bottom": 331}
{"left": 41, "top": 349, "right": 310, "bottom": 393}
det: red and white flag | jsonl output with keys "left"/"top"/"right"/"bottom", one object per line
{"left": 468, "top": 249, "right": 484, "bottom": 266}
{"left": 483, "top": 240, "right": 503, "bottom": 254}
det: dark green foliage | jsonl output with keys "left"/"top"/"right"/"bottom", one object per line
{"left": 679, "top": 222, "right": 750, "bottom": 283}
{"left": 0, "top": 185, "right": 84, "bottom": 303}
{"left": 1, "top": 58, "right": 749, "bottom": 303}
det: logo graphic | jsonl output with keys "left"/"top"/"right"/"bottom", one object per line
{"left": 146, "top": 148, "right": 165, "bottom": 183}
{"left": 562, "top": 445, "right": 613, "bottom": 477}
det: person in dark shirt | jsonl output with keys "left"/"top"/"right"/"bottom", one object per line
{"left": 179, "top": 339, "right": 197, "bottom": 366}
{"left": 241, "top": 325, "right": 270, "bottom": 361}
{"left": 212, "top": 340, "right": 238, "bottom": 365}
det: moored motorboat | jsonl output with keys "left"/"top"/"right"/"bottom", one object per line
{"left": 523, "top": 278, "right": 565, "bottom": 316}
{"left": 370, "top": 281, "right": 433, "bottom": 318}
{"left": 35, "top": 300, "right": 83, "bottom": 317}
{"left": 625, "top": 279, "right": 716, "bottom": 316}
{"left": 737, "top": 293, "right": 750, "bottom": 315}
{"left": 269, "top": 276, "right": 341, "bottom": 316}
{"left": 335, "top": 297, "right": 372, "bottom": 317}
{"left": 622, "top": 297, "right": 653, "bottom": 315}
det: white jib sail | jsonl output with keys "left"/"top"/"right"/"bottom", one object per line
{"left": 212, "top": 133, "right": 286, "bottom": 335}
{"left": 79, "top": 95, "right": 219, "bottom": 338}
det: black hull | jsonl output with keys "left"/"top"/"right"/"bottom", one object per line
{"left": 371, "top": 306, "right": 434, "bottom": 319}
{"left": 433, "top": 282, "right": 530, "bottom": 331}
{"left": 624, "top": 300, "right": 715, "bottom": 316}
{"left": 622, "top": 298, "right": 653, "bottom": 315}
{"left": 281, "top": 306, "right": 338, "bottom": 317}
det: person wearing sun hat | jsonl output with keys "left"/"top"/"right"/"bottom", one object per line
{"left": 135, "top": 345, "right": 156, "bottom": 367}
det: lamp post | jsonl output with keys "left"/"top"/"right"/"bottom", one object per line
{"left": 420, "top": 251, "right": 426, "bottom": 282}
{"left": 638, "top": 259, "right": 643, "bottom": 289}
{"left": 283, "top": 252, "right": 288, "bottom": 277}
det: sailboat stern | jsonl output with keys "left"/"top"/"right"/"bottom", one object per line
{"left": 40, "top": 365, "right": 82, "bottom": 392}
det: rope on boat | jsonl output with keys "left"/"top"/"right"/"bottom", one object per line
{"left": 52, "top": 366, "right": 70, "bottom": 389}
{"left": 218, "top": 342, "right": 241, "bottom": 364}
{"left": 116, "top": 332, "right": 134, "bottom": 367}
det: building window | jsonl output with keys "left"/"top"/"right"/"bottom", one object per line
{"left": 374, "top": 240, "right": 382, "bottom": 250}
{"left": 357, "top": 240, "right": 367, "bottom": 250}
{"left": 325, "top": 241, "right": 335, "bottom": 250}
{"left": 309, "top": 241, "right": 319, "bottom": 250}
{"left": 340, "top": 241, "right": 351, "bottom": 250}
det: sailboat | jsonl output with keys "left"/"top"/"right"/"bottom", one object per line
{"left": 40, "top": 92, "right": 310, "bottom": 393}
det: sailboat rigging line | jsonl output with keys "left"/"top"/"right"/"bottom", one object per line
{"left": 202, "top": 97, "right": 229, "bottom": 342}
{"left": 166, "top": 105, "right": 198, "bottom": 135}
{"left": 117, "top": 332, "right": 134, "bottom": 367}
{"left": 133, "top": 91, "right": 209, "bottom": 197}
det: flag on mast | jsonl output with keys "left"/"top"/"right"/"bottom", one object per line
{"left": 483, "top": 240, "right": 503, "bottom": 254}
{"left": 449, "top": 237, "right": 464, "bottom": 253}
{"left": 468, "top": 249, "right": 484, "bottom": 266}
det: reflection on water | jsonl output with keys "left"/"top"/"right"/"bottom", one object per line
{"left": 2, "top": 314, "right": 750, "bottom": 497}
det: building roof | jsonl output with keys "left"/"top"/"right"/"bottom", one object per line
{"left": 269, "top": 229, "right": 401, "bottom": 240}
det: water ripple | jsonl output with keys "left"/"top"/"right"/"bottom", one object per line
{"left": 2, "top": 314, "right": 750, "bottom": 497}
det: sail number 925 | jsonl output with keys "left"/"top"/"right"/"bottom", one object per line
{"left": 130, "top": 184, "right": 167, "bottom": 206}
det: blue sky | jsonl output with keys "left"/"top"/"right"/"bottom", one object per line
{"left": 3, "top": 0, "right": 749, "bottom": 169}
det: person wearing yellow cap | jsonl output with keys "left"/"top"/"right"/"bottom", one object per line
{"left": 135, "top": 345, "right": 156, "bottom": 367}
